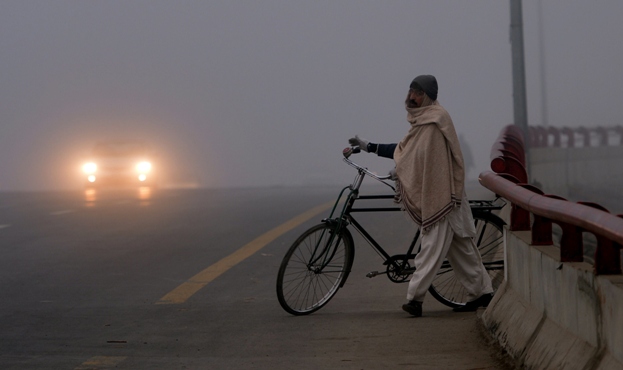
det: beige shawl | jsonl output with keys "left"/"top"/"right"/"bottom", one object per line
{"left": 393, "top": 100, "right": 465, "bottom": 230}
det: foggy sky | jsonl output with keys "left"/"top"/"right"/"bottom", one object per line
{"left": 1, "top": 1, "right": 622, "bottom": 191}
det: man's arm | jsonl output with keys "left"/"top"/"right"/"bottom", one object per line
{"left": 348, "top": 136, "right": 396, "bottom": 159}
{"left": 368, "top": 143, "right": 397, "bottom": 159}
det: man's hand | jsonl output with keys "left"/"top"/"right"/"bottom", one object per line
{"left": 389, "top": 168, "right": 398, "bottom": 181}
{"left": 348, "top": 135, "right": 370, "bottom": 152}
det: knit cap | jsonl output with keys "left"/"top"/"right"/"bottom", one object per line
{"left": 409, "top": 75, "right": 438, "bottom": 101}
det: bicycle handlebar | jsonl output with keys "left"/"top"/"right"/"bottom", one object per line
{"left": 342, "top": 147, "right": 393, "bottom": 182}
{"left": 342, "top": 147, "right": 360, "bottom": 158}
{"left": 339, "top": 147, "right": 504, "bottom": 213}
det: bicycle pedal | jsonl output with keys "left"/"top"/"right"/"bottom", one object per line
{"left": 366, "top": 271, "right": 382, "bottom": 278}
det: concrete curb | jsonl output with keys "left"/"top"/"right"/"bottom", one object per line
{"left": 479, "top": 229, "right": 623, "bottom": 370}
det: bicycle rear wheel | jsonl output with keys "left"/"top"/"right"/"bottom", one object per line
{"left": 428, "top": 212, "right": 505, "bottom": 308}
{"left": 276, "top": 223, "right": 353, "bottom": 315}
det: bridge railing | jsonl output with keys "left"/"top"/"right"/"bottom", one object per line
{"left": 480, "top": 124, "right": 623, "bottom": 275}
{"left": 528, "top": 124, "right": 623, "bottom": 148}
{"left": 527, "top": 125, "right": 623, "bottom": 203}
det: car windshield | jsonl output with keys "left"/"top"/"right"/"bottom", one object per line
{"left": 91, "top": 142, "right": 148, "bottom": 157}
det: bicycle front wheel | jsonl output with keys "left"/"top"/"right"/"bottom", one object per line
{"left": 428, "top": 212, "right": 505, "bottom": 308}
{"left": 276, "top": 223, "right": 353, "bottom": 315}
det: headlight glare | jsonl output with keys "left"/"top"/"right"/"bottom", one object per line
{"left": 136, "top": 161, "right": 152, "bottom": 173}
{"left": 83, "top": 162, "right": 97, "bottom": 174}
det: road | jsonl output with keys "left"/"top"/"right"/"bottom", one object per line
{"left": 0, "top": 185, "right": 507, "bottom": 369}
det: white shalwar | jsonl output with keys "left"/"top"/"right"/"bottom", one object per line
{"left": 406, "top": 195, "right": 494, "bottom": 302}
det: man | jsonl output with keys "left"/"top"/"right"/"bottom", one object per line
{"left": 348, "top": 75, "right": 493, "bottom": 317}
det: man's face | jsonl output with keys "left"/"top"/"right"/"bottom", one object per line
{"left": 407, "top": 89, "right": 425, "bottom": 108}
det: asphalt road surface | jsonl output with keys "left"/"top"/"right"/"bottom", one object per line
{"left": 0, "top": 184, "right": 507, "bottom": 369}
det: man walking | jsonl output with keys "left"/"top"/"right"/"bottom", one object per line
{"left": 349, "top": 75, "right": 493, "bottom": 317}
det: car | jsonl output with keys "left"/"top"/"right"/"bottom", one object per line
{"left": 82, "top": 140, "right": 158, "bottom": 187}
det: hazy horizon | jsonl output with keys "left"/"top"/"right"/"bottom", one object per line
{"left": 1, "top": 1, "right": 622, "bottom": 191}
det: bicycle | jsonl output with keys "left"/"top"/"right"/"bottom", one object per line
{"left": 276, "top": 147, "right": 506, "bottom": 316}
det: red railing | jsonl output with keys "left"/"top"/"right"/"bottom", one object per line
{"left": 481, "top": 124, "right": 623, "bottom": 275}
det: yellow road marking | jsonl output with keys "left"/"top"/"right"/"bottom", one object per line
{"left": 50, "top": 209, "right": 75, "bottom": 216}
{"left": 156, "top": 201, "right": 334, "bottom": 304}
{"left": 75, "top": 356, "right": 126, "bottom": 369}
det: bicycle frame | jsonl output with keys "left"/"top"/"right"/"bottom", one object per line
{"left": 318, "top": 157, "right": 421, "bottom": 274}
{"left": 321, "top": 154, "right": 505, "bottom": 278}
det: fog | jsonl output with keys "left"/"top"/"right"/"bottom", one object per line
{"left": 1, "top": 1, "right": 622, "bottom": 191}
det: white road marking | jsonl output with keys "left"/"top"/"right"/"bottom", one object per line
{"left": 0, "top": 224, "right": 10, "bottom": 229}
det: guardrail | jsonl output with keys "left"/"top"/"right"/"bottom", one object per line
{"left": 481, "top": 124, "right": 623, "bottom": 275}
{"left": 529, "top": 125, "right": 623, "bottom": 148}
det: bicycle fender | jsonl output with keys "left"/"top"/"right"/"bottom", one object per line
{"left": 471, "top": 210, "right": 507, "bottom": 226}
{"left": 338, "top": 227, "right": 355, "bottom": 288}
{"left": 320, "top": 218, "right": 355, "bottom": 288}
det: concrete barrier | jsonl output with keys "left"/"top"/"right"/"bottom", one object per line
{"left": 481, "top": 227, "right": 623, "bottom": 369}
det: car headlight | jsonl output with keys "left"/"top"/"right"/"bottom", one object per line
{"left": 82, "top": 162, "right": 97, "bottom": 174}
{"left": 136, "top": 161, "right": 152, "bottom": 173}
